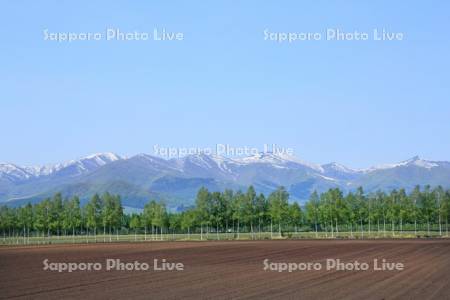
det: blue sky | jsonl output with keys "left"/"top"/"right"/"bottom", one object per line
{"left": 1, "top": 1, "right": 449, "bottom": 168}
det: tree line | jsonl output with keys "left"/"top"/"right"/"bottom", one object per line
{"left": 1, "top": 185, "right": 449, "bottom": 243}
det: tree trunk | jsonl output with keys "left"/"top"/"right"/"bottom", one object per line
{"left": 360, "top": 219, "right": 364, "bottom": 239}
{"left": 446, "top": 218, "right": 449, "bottom": 237}
{"left": 314, "top": 220, "right": 318, "bottom": 238}
{"left": 226, "top": 220, "right": 229, "bottom": 239}
{"left": 258, "top": 218, "right": 261, "bottom": 239}
{"left": 400, "top": 217, "right": 403, "bottom": 235}
{"left": 216, "top": 223, "right": 219, "bottom": 240}
{"left": 439, "top": 213, "right": 442, "bottom": 236}
{"left": 391, "top": 220, "right": 394, "bottom": 237}
{"left": 278, "top": 222, "right": 281, "bottom": 237}
{"left": 330, "top": 220, "right": 334, "bottom": 238}
{"left": 377, "top": 219, "right": 380, "bottom": 234}
{"left": 270, "top": 220, "right": 273, "bottom": 239}
{"left": 335, "top": 219, "right": 339, "bottom": 234}
{"left": 414, "top": 218, "right": 417, "bottom": 236}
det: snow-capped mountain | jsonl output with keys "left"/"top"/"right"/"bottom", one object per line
{"left": 364, "top": 156, "right": 442, "bottom": 172}
{"left": 0, "top": 153, "right": 122, "bottom": 182}
{"left": 1, "top": 153, "right": 450, "bottom": 209}
{"left": 322, "top": 162, "right": 358, "bottom": 174}
{"left": 0, "top": 163, "right": 34, "bottom": 181}
{"left": 235, "top": 152, "right": 324, "bottom": 172}
{"left": 321, "top": 162, "right": 361, "bottom": 180}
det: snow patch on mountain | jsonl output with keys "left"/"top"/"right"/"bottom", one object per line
{"left": 235, "top": 152, "right": 324, "bottom": 172}
{"left": 322, "top": 162, "right": 359, "bottom": 173}
{"left": 365, "top": 156, "right": 439, "bottom": 172}
{"left": 316, "top": 174, "right": 338, "bottom": 182}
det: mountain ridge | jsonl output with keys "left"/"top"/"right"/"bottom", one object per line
{"left": 1, "top": 153, "right": 449, "bottom": 209}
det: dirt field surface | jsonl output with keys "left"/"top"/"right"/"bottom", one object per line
{"left": 1, "top": 240, "right": 449, "bottom": 300}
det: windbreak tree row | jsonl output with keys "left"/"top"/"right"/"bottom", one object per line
{"left": 1, "top": 185, "right": 449, "bottom": 242}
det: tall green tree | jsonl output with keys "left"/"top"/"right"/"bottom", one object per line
{"left": 288, "top": 202, "right": 302, "bottom": 233}
{"left": 195, "top": 187, "right": 211, "bottom": 240}
{"left": 85, "top": 194, "right": 103, "bottom": 241}
{"left": 62, "top": 196, "right": 81, "bottom": 241}
{"left": 129, "top": 213, "right": 141, "bottom": 241}
{"left": 306, "top": 191, "right": 320, "bottom": 237}
{"left": 268, "top": 186, "right": 289, "bottom": 237}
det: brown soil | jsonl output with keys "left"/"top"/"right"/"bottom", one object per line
{"left": 1, "top": 239, "right": 449, "bottom": 299}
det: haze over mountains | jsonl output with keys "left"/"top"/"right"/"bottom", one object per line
{"left": 1, "top": 152, "right": 450, "bottom": 210}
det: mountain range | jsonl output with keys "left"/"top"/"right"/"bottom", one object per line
{"left": 1, "top": 152, "right": 450, "bottom": 210}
